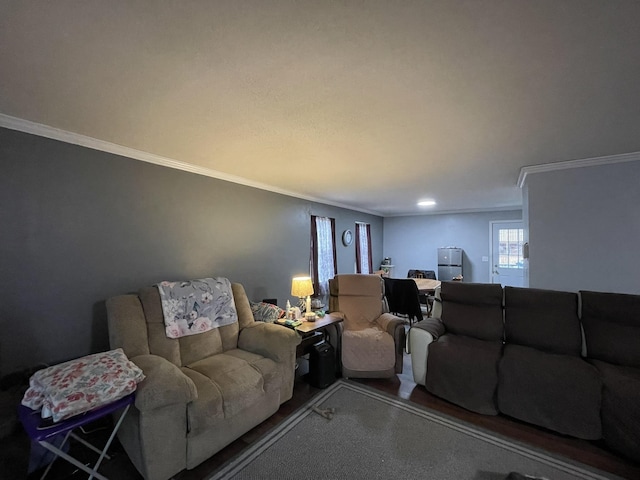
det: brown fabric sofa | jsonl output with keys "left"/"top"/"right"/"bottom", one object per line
{"left": 425, "top": 282, "right": 504, "bottom": 415}
{"left": 581, "top": 290, "right": 640, "bottom": 462}
{"left": 410, "top": 282, "right": 640, "bottom": 460}
{"left": 498, "top": 287, "right": 602, "bottom": 439}
{"left": 106, "top": 282, "right": 300, "bottom": 480}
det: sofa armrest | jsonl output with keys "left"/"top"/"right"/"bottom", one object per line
{"left": 412, "top": 317, "right": 445, "bottom": 341}
{"left": 238, "top": 322, "right": 301, "bottom": 363}
{"left": 131, "top": 354, "right": 197, "bottom": 411}
{"left": 376, "top": 312, "right": 408, "bottom": 336}
{"left": 406, "top": 317, "right": 444, "bottom": 354}
{"left": 376, "top": 313, "right": 408, "bottom": 372}
{"left": 407, "top": 318, "right": 445, "bottom": 385}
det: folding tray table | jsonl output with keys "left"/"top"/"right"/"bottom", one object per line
{"left": 18, "top": 393, "right": 135, "bottom": 480}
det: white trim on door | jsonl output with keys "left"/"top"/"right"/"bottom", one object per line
{"left": 489, "top": 219, "right": 524, "bottom": 286}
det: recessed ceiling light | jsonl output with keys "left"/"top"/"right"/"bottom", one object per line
{"left": 417, "top": 200, "right": 437, "bottom": 207}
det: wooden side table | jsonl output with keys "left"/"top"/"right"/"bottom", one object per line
{"left": 294, "top": 312, "right": 343, "bottom": 335}
{"left": 292, "top": 313, "right": 343, "bottom": 357}
{"left": 278, "top": 313, "right": 344, "bottom": 380}
{"left": 297, "top": 313, "right": 343, "bottom": 387}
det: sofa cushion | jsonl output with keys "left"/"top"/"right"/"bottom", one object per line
{"left": 581, "top": 290, "right": 640, "bottom": 368}
{"left": 335, "top": 273, "right": 384, "bottom": 297}
{"left": 180, "top": 368, "right": 224, "bottom": 435}
{"left": 140, "top": 287, "right": 182, "bottom": 366}
{"left": 588, "top": 359, "right": 640, "bottom": 462}
{"left": 342, "top": 328, "right": 396, "bottom": 373}
{"left": 179, "top": 330, "right": 224, "bottom": 366}
{"left": 224, "top": 349, "right": 280, "bottom": 395}
{"left": 140, "top": 285, "right": 242, "bottom": 367}
{"left": 222, "top": 283, "right": 252, "bottom": 351}
{"left": 498, "top": 344, "right": 602, "bottom": 440}
{"left": 184, "top": 350, "right": 277, "bottom": 434}
{"left": 106, "top": 295, "right": 151, "bottom": 359}
{"left": 131, "top": 354, "right": 197, "bottom": 411}
{"left": 504, "top": 287, "right": 581, "bottom": 355}
{"left": 440, "top": 282, "right": 504, "bottom": 342}
{"left": 426, "top": 334, "right": 503, "bottom": 415}
{"left": 330, "top": 275, "right": 386, "bottom": 330}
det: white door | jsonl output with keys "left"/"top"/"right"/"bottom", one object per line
{"left": 490, "top": 221, "right": 524, "bottom": 287}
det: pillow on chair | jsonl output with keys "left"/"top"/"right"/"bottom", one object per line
{"left": 250, "top": 301, "right": 286, "bottom": 323}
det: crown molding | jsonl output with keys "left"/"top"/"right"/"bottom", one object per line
{"left": 0, "top": 113, "right": 382, "bottom": 217}
{"left": 517, "top": 151, "right": 640, "bottom": 188}
{"left": 386, "top": 205, "right": 523, "bottom": 218}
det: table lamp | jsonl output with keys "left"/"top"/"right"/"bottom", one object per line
{"left": 291, "top": 276, "right": 315, "bottom": 320}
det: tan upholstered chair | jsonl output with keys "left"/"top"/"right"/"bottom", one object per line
{"left": 328, "top": 274, "right": 407, "bottom": 378}
{"left": 106, "top": 282, "right": 300, "bottom": 480}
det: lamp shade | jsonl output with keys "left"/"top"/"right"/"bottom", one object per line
{"left": 291, "top": 276, "right": 314, "bottom": 297}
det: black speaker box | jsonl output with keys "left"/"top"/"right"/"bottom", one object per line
{"left": 308, "top": 340, "right": 336, "bottom": 389}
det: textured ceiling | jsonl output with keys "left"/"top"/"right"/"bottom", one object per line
{"left": 1, "top": 1, "right": 640, "bottom": 216}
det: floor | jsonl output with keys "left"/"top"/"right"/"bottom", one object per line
{"left": 2, "top": 353, "right": 639, "bottom": 480}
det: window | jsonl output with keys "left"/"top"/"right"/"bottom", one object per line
{"left": 498, "top": 228, "right": 524, "bottom": 269}
{"left": 310, "top": 215, "right": 337, "bottom": 296}
{"left": 355, "top": 222, "right": 373, "bottom": 274}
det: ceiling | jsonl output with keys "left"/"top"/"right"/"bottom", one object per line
{"left": 1, "top": 1, "right": 639, "bottom": 216}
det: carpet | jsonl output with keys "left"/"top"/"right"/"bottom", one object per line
{"left": 209, "top": 380, "right": 621, "bottom": 480}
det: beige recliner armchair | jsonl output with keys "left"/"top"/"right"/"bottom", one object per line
{"left": 106, "top": 282, "right": 300, "bottom": 480}
{"left": 329, "top": 274, "right": 407, "bottom": 378}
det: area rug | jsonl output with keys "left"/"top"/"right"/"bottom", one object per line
{"left": 209, "top": 380, "right": 622, "bottom": 480}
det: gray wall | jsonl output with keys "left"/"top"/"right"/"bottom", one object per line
{"left": 383, "top": 210, "right": 523, "bottom": 283}
{"left": 525, "top": 161, "right": 640, "bottom": 294}
{"left": 0, "top": 127, "right": 382, "bottom": 375}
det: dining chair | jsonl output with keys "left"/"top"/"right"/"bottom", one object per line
{"left": 407, "top": 270, "right": 437, "bottom": 315}
{"left": 384, "top": 277, "right": 423, "bottom": 325}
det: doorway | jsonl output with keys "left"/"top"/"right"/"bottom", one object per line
{"left": 490, "top": 220, "right": 524, "bottom": 287}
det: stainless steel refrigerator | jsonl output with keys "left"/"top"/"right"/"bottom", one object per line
{"left": 437, "top": 247, "right": 463, "bottom": 281}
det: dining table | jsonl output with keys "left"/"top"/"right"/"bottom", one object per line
{"left": 411, "top": 278, "right": 441, "bottom": 317}
{"left": 412, "top": 277, "right": 441, "bottom": 294}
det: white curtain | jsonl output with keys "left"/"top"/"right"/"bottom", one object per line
{"left": 356, "top": 222, "right": 372, "bottom": 274}
{"left": 313, "top": 216, "right": 336, "bottom": 296}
